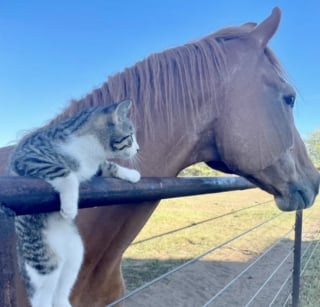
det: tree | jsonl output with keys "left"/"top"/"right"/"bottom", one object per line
{"left": 305, "top": 129, "right": 320, "bottom": 169}
{"left": 179, "top": 162, "right": 224, "bottom": 177}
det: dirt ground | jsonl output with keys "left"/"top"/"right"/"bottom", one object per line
{"left": 123, "top": 241, "right": 297, "bottom": 306}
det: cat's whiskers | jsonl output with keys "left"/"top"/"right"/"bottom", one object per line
{"left": 128, "top": 153, "right": 142, "bottom": 172}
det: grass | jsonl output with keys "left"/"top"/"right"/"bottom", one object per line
{"left": 122, "top": 188, "right": 320, "bottom": 305}
{"left": 299, "top": 223, "right": 320, "bottom": 306}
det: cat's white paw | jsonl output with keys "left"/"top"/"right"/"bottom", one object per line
{"left": 126, "top": 169, "right": 141, "bottom": 183}
{"left": 60, "top": 207, "right": 78, "bottom": 220}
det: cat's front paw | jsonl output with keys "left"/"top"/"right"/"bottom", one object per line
{"left": 60, "top": 207, "right": 78, "bottom": 220}
{"left": 126, "top": 169, "right": 141, "bottom": 183}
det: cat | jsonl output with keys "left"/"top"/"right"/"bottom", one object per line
{"left": 9, "top": 99, "right": 140, "bottom": 307}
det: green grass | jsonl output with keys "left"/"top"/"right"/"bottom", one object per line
{"left": 299, "top": 224, "right": 320, "bottom": 306}
{"left": 122, "top": 189, "right": 320, "bottom": 304}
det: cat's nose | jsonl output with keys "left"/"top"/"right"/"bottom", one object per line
{"left": 136, "top": 143, "right": 140, "bottom": 152}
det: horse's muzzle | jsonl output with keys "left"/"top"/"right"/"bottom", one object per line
{"left": 275, "top": 180, "right": 319, "bottom": 211}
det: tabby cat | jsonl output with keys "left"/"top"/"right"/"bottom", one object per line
{"left": 9, "top": 99, "right": 140, "bottom": 307}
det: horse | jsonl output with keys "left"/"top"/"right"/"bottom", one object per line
{"left": 0, "top": 7, "right": 319, "bottom": 307}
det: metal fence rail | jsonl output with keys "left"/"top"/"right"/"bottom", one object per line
{"left": 0, "top": 176, "right": 254, "bottom": 215}
{"left": 0, "top": 176, "right": 306, "bottom": 307}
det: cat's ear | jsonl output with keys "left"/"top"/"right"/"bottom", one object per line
{"left": 114, "top": 99, "right": 132, "bottom": 121}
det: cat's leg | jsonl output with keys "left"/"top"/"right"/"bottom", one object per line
{"left": 26, "top": 263, "right": 62, "bottom": 307}
{"left": 53, "top": 232, "right": 84, "bottom": 307}
{"left": 100, "top": 161, "right": 141, "bottom": 183}
{"left": 44, "top": 215, "right": 84, "bottom": 307}
{"left": 48, "top": 173, "right": 79, "bottom": 220}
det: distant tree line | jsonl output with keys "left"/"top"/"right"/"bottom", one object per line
{"left": 179, "top": 162, "right": 224, "bottom": 177}
{"left": 305, "top": 128, "right": 320, "bottom": 169}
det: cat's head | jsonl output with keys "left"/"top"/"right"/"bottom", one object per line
{"left": 92, "top": 99, "right": 139, "bottom": 160}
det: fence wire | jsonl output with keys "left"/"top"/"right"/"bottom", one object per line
{"left": 281, "top": 239, "right": 320, "bottom": 307}
{"left": 245, "top": 248, "right": 293, "bottom": 307}
{"left": 109, "top": 200, "right": 320, "bottom": 307}
{"left": 108, "top": 208, "right": 283, "bottom": 306}
{"left": 202, "top": 227, "right": 294, "bottom": 307}
{"left": 132, "top": 200, "right": 273, "bottom": 246}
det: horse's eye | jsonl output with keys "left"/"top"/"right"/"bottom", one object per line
{"left": 283, "top": 94, "right": 295, "bottom": 108}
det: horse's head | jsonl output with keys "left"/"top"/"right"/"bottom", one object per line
{"left": 207, "top": 8, "right": 319, "bottom": 211}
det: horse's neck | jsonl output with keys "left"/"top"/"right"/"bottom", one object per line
{"left": 133, "top": 110, "right": 216, "bottom": 177}
{"left": 135, "top": 136, "right": 191, "bottom": 177}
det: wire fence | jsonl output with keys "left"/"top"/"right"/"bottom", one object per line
{"left": 108, "top": 198, "right": 319, "bottom": 307}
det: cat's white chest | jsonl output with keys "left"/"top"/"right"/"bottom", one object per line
{"left": 58, "top": 135, "right": 105, "bottom": 181}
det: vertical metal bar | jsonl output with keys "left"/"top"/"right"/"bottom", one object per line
{"left": 0, "top": 204, "right": 17, "bottom": 307}
{"left": 292, "top": 210, "right": 303, "bottom": 307}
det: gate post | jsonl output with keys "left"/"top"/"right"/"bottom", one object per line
{"left": 0, "top": 204, "right": 18, "bottom": 307}
{"left": 292, "top": 210, "right": 303, "bottom": 307}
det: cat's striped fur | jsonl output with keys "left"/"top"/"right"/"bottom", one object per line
{"left": 9, "top": 99, "right": 140, "bottom": 307}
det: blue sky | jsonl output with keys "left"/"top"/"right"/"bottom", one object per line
{"left": 0, "top": 1, "right": 319, "bottom": 147}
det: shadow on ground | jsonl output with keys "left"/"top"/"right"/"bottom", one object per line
{"left": 121, "top": 239, "right": 318, "bottom": 307}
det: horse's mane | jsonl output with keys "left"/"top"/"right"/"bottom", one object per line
{"left": 49, "top": 35, "right": 226, "bottom": 130}
{"left": 48, "top": 23, "right": 283, "bottom": 133}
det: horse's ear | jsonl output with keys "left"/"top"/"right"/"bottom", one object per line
{"left": 249, "top": 7, "right": 281, "bottom": 48}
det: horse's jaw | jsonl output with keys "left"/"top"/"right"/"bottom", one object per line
{"left": 206, "top": 149, "right": 320, "bottom": 212}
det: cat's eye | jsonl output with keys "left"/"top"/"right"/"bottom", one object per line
{"left": 117, "top": 135, "right": 133, "bottom": 144}
{"left": 123, "top": 135, "right": 133, "bottom": 146}
{"left": 111, "top": 135, "right": 133, "bottom": 151}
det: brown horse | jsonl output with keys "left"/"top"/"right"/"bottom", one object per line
{"left": 0, "top": 7, "right": 319, "bottom": 307}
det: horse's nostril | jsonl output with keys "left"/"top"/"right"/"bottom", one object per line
{"left": 283, "top": 94, "right": 295, "bottom": 108}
